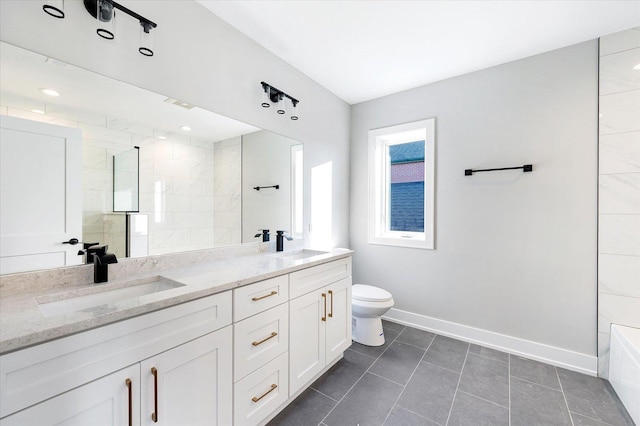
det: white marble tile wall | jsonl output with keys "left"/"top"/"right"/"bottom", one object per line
{"left": 213, "top": 137, "right": 242, "bottom": 246}
{"left": 598, "top": 27, "right": 640, "bottom": 379}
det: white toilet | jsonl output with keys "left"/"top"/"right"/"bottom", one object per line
{"left": 351, "top": 284, "right": 394, "bottom": 346}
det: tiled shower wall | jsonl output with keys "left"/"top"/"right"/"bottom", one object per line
{"left": 597, "top": 27, "right": 640, "bottom": 378}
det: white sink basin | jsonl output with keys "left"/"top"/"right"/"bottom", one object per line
{"left": 269, "top": 249, "right": 329, "bottom": 261}
{"left": 37, "top": 276, "right": 185, "bottom": 318}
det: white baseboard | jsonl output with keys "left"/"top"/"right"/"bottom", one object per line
{"left": 383, "top": 308, "right": 598, "bottom": 376}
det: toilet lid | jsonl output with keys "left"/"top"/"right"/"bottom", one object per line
{"left": 352, "top": 284, "right": 393, "bottom": 302}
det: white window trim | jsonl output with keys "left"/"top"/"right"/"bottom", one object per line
{"left": 368, "top": 118, "right": 435, "bottom": 249}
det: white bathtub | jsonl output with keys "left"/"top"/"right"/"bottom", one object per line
{"left": 609, "top": 324, "right": 640, "bottom": 425}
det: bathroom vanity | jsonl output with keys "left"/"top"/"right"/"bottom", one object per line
{"left": 0, "top": 248, "right": 352, "bottom": 426}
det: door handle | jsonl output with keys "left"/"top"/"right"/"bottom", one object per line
{"left": 328, "top": 290, "right": 333, "bottom": 318}
{"left": 62, "top": 238, "right": 80, "bottom": 245}
{"left": 125, "top": 378, "right": 132, "bottom": 426}
{"left": 321, "top": 293, "right": 327, "bottom": 322}
{"left": 151, "top": 367, "right": 158, "bottom": 423}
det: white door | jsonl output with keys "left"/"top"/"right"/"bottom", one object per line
{"left": 0, "top": 115, "right": 82, "bottom": 274}
{"left": 0, "top": 364, "right": 140, "bottom": 426}
{"left": 326, "top": 277, "right": 352, "bottom": 362}
{"left": 140, "top": 326, "right": 233, "bottom": 426}
{"left": 289, "top": 288, "right": 326, "bottom": 395}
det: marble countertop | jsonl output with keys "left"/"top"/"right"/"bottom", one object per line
{"left": 0, "top": 248, "right": 353, "bottom": 354}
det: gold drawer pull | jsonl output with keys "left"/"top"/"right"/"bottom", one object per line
{"left": 125, "top": 378, "right": 132, "bottom": 426}
{"left": 252, "top": 383, "right": 278, "bottom": 402}
{"left": 252, "top": 331, "right": 278, "bottom": 346}
{"left": 252, "top": 291, "right": 277, "bottom": 301}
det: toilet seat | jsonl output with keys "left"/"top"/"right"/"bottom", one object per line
{"left": 352, "top": 284, "right": 392, "bottom": 302}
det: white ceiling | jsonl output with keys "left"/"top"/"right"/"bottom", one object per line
{"left": 199, "top": 0, "right": 640, "bottom": 105}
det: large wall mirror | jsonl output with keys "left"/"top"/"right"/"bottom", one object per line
{"left": 0, "top": 42, "right": 303, "bottom": 274}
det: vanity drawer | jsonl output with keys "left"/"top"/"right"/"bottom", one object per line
{"left": 289, "top": 257, "right": 352, "bottom": 299}
{"left": 0, "top": 291, "right": 232, "bottom": 418}
{"left": 234, "top": 352, "right": 289, "bottom": 426}
{"left": 234, "top": 303, "right": 289, "bottom": 380}
{"left": 234, "top": 275, "right": 288, "bottom": 321}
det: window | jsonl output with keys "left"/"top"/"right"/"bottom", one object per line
{"left": 368, "top": 118, "right": 435, "bottom": 249}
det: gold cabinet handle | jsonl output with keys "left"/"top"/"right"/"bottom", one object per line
{"left": 252, "top": 291, "right": 277, "bottom": 301}
{"left": 125, "top": 378, "right": 132, "bottom": 426}
{"left": 151, "top": 367, "right": 158, "bottom": 423}
{"left": 252, "top": 383, "right": 277, "bottom": 402}
{"left": 328, "top": 290, "right": 334, "bottom": 318}
{"left": 252, "top": 331, "right": 278, "bottom": 346}
{"left": 321, "top": 293, "right": 327, "bottom": 322}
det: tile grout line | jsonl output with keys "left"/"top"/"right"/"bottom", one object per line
{"left": 510, "top": 375, "right": 563, "bottom": 392}
{"left": 444, "top": 342, "right": 470, "bottom": 426}
{"left": 555, "top": 366, "right": 575, "bottom": 426}
{"left": 457, "top": 389, "right": 509, "bottom": 409}
{"left": 319, "top": 328, "right": 403, "bottom": 425}
{"left": 381, "top": 333, "right": 436, "bottom": 426}
{"left": 309, "top": 386, "right": 340, "bottom": 403}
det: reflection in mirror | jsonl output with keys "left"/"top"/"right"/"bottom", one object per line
{"left": 0, "top": 42, "right": 303, "bottom": 274}
{"left": 113, "top": 147, "right": 140, "bottom": 212}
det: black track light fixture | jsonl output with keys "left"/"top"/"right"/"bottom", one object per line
{"left": 260, "top": 82, "right": 300, "bottom": 120}
{"left": 43, "top": 0, "right": 157, "bottom": 57}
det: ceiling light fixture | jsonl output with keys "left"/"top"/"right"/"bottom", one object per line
{"left": 40, "top": 88, "right": 60, "bottom": 97}
{"left": 43, "top": 0, "right": 157, "bottom": 57}
{"left": 181, "top": 126, "right": 192, "bottom": 132}
{"left": 260, "top": 82, "right": 300, "bottom": 121}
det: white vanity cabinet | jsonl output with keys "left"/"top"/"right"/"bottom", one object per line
{"left": 0, "top": 253, "right": 354, "bottom": 426}
{"left": 289, "top": 258, "right": 352, "bottom": 395}
{"left": 0, "top": 292, "right": 233, "bottom": 425}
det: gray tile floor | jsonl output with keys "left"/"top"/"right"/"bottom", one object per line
{"left": 268, "top": 320, "right": 635, "bottom": 426}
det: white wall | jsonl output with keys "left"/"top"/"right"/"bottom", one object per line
{"left": 350, "top": 41, "right": 599, "bottom": 367}
{"left": 597, "top": 27, "right": 640, "bottom": 378}
{"left": 0, "top": 0, "right": 351, "bottom": 248}
{"left": 242, "top": 131, "right": 300, "bottom": 243}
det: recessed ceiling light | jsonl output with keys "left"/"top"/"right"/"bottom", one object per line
{"left": 181, "top": 126, "right": 192, "bottom": 131}
{"left": 157, "top": 135, "right": 167, "bottom": 140}
{"left": 634, "top": 63, "right": 640, "bottom": 70}
{"left": 40, "top": 88, "right": 60, "bottom": 97}
{"left": 31, "top": 109, "right": 45, "bottom": 114}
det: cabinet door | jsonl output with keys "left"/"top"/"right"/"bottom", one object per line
{"left": 140, "top": 326, "right": 232, "bottom": 426}
{"left": 289, "top": 288, "right": 326, "bottom": 395}
{"left": 0, "top": 364, "right": 140, "bottom": 426}
{"left": 326, "top": 277, "right": 352, "bottom": 362}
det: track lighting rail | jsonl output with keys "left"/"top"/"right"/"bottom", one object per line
{"left": 261, "top": 82, "right": 299, "bottom": 106}
{"left": 84, "top": 0, "right": 157, "bottom": 29}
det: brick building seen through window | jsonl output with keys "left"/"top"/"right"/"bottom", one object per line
{"left": 389, "top": 140, "right": 425, "bottom": 232}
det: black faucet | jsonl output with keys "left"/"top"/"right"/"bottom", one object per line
{"left": 87, "top": 245, "right": 118, "bottom": 283}
{"left": 275, "top": 230, "right": 293, "bottom": 252}
{"left": 254, "top": 229, "right": 270, "bottom": 242}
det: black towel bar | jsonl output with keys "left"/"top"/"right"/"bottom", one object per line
{"left": 253, "top": 185, "right": 280, "bottom": 191}
{"left": 465, "top": 164, "right": 532, "bottom": 176}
